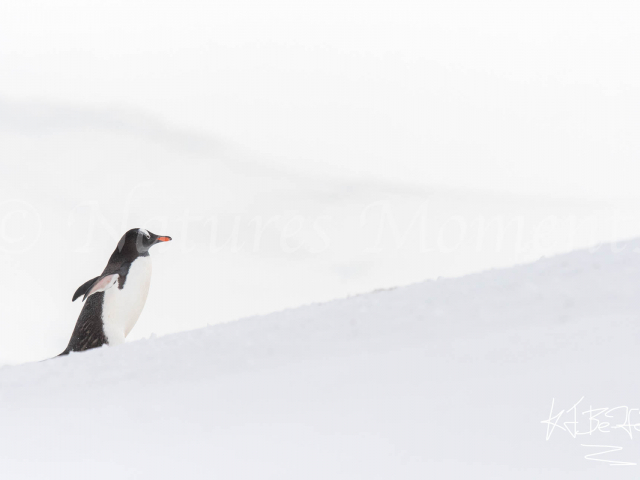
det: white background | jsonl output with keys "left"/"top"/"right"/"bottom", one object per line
{"left": 1, "top": 0, "right": 640, "bottom": 362}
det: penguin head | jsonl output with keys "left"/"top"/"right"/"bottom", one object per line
{"left": 117, "top": 228, "right": 172, "bottom": 255}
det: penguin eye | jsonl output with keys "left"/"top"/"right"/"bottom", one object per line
{"left": 139, "top": 229, "right": 151, "bottom": 240}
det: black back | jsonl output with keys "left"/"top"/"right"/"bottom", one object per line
{"left": 58, "top": 293, "right": 109, "bottom": 355}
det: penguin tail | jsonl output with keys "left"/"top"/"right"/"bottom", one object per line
{"left": 39, "top": 349, "right": 69, "bottom": 362}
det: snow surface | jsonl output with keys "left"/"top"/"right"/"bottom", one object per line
{"left": 2, "top": 240, "right": 640, "bottom": 478}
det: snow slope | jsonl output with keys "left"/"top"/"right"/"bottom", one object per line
{"left": 4, "top": 99, "right": 640, "bottom": 365}
{"left": 2, "top": 240, "right": 640, "bottom": 478}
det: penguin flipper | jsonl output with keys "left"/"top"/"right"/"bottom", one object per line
{"left": 82, "top": 274, "right": 120, "bottom": 301}
{"left": 72, "top": 274, "right": 120, "bottom": 302}
{"left": 72, "top": 276, "right": 101, "bottom": 302}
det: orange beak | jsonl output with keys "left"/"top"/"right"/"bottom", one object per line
{"left": 157, "top": 236, "right": 172, "bottom": 242}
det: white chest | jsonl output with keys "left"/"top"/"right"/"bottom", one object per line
{"left": 101, "top": 256, "right": 152, "bottom": 345}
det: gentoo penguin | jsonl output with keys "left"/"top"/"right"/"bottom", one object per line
{"left": 59, "top": 228, "right": 171, "bottom": 355}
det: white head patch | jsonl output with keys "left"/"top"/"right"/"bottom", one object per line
{"left": 139, "top": 228, "right": 151, "bottom": 239}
